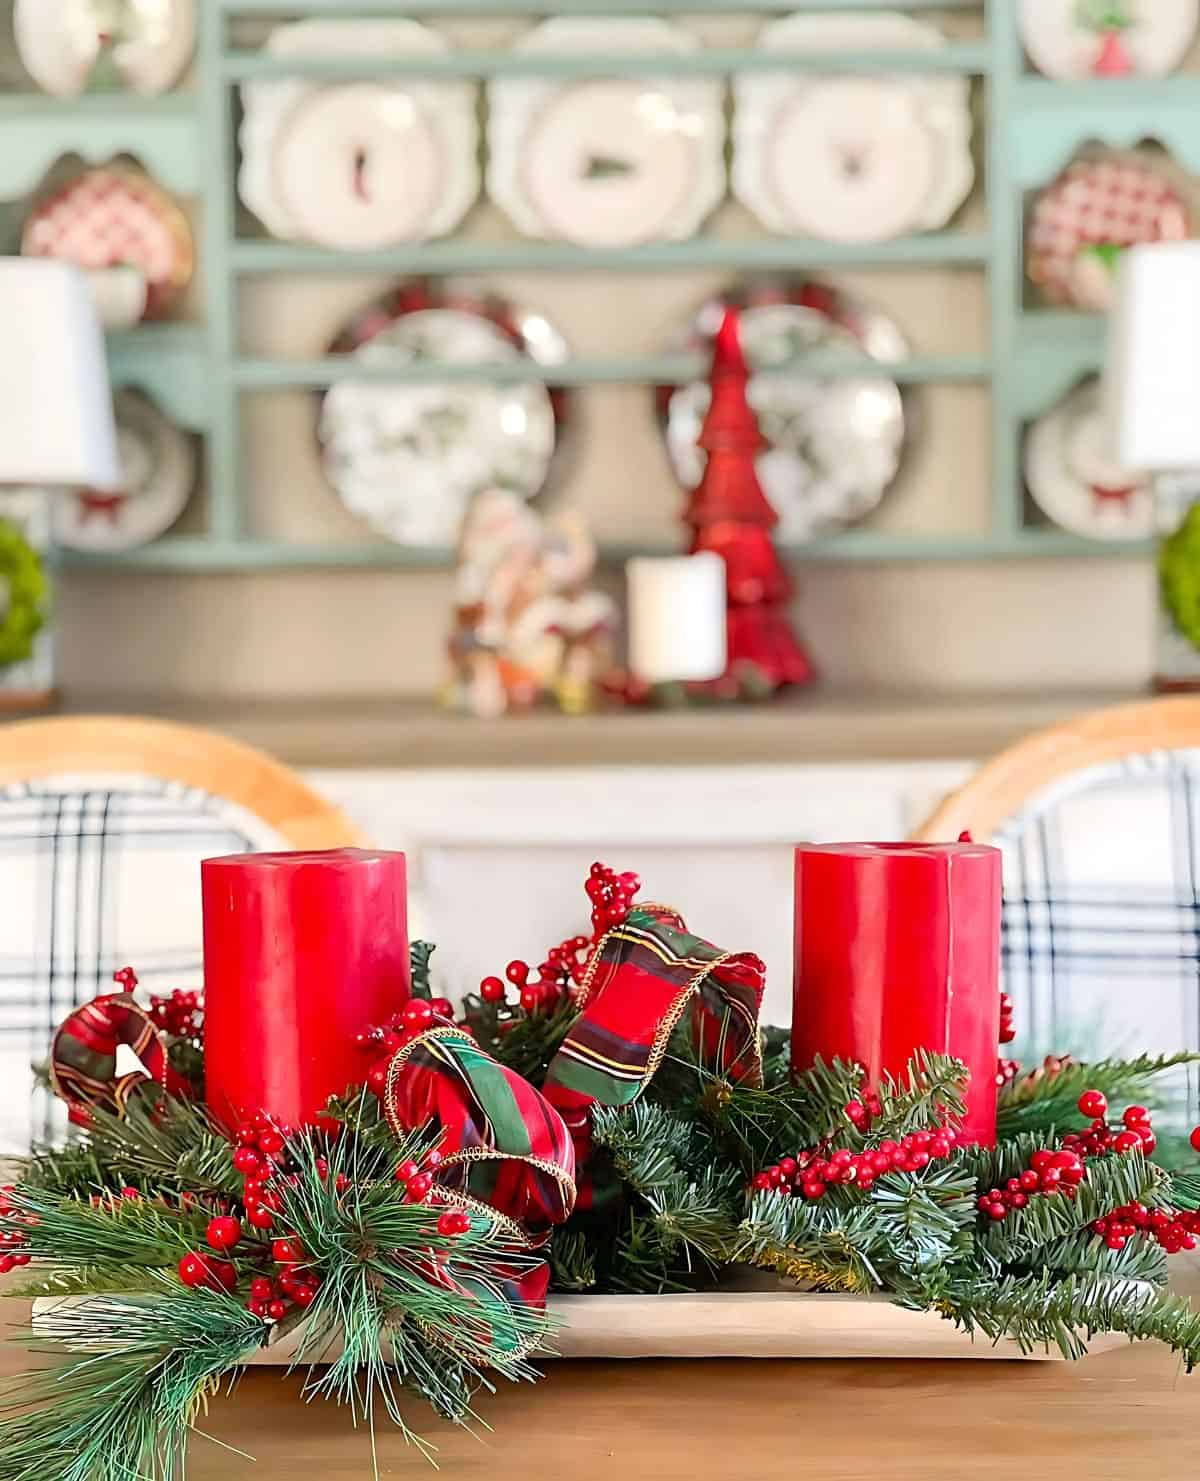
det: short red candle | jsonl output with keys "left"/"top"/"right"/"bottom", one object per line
{"left": 792, "top": 842, "right": 1001, "bottom": 1146}
{"left": 202, "top": 848, "right": 410, "bottom": 1130}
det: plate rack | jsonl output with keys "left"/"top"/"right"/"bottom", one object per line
{"left": 2, "top": 0, "right": 1195, "bottom": 572}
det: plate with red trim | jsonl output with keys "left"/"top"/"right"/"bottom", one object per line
{"left": 53, "top": 390, "right": 195, "bottom": 553}
{"left": 1024, "top": 379, "right": 1153, "bottom": 540}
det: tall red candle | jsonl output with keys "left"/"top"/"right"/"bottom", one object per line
{"left": 793, "top": 842, "right": 1001, "bottom": 1146}
{"left": 202, "top": 848, "right": 410, "bottom": 1130}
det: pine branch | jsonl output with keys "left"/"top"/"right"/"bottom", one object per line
{"left": 1167, "top": 1169, "right": 1200, "bottom": 1212}
{"left": 996, "top": 1053, "right": 1200, "bottom": 1139}
{"left": 707, "top": 1055, "right": 866, "bottom": 1169}
{"left": 919, "top": 1269, "right": 1200, "bottom": 1366}
{"left": 867, "top": 1051, "right": 968, "bottom": 1141}
{"left": 548, "top": 1228, "right": 597, "bottom": 1293}
{"left": 410, "top": 942, "right": 436, "bottom": 999}
{"left": 0, "top": 1281, "right": 268, "bottom": 1481}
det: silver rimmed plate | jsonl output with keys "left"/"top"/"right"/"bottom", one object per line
{"left": 657, "top": 281, "right": 911, "bottom": 543}
{"left": 319, "top": 285, "right": 571, "bottom": 547}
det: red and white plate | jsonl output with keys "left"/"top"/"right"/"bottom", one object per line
{"left": 1019, "top": 0, "right": 1199, "bottom": 80}
{"left": 319, "top": 285, "right": 571, "bottom": 546}
{"left": 1024, "top": 378, "right": 1154, "bottom": 540}
{"left": 21, "top": 166, "right": 194, "bottom": 325}
{"left": 53, "top": 389, "right": 195, "bottom": 553}
{"left": 1027, "top": 155, "right": 1189, "bottom": 311}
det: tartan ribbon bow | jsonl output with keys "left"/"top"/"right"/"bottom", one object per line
{"left": 48, "top": 969, "right": 190, "bottom": 1128}
{"left": 544, "top": 904, "right": 766, "bottom": 1207}
{"left": 383, "top": 1025, "right": 578, "bottom": 1330}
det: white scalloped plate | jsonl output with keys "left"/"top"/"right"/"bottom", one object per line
{"left": 1019, "top": 0, "right": 1200, "bottom": 80}
{"left": 15, "top": 0, "right": 194, "bottom": 97}
{"left": 733, "top": 11, "right": 974, "bottom": 242}
{"left": 238, "top": 18, "right": 478, "bottom": 247}
{"left": 487, "top": 17, "right": 726, "bottom": 247}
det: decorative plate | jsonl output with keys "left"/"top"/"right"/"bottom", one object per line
{"left": 15, "top": 0, "right": 195, "bottom": 97}
{"left": 21, "top": 166, "right": 194, "bottom": 323}
{"left": 53, "top": 389, "right": 195, "bottom": 552}
{"left": 733, "top": 12, "right": 973, "bottom": 242}
{"left": 1024, "top": 378, "right": 1154, "bottom": 540}
{"left": 656, "top": 281, "right": 911, "bottom": 542}
{"left": 238, "top": 19, "right": 478, "bottom": 248}
{"left": 1019, "top": 0, "right": 1199, "bottom": 80}
{"left": 319, "top": 286, "right": 570, "bottom": 547}
{"left": 487, "top": 18, "right": 725, "bottom": 247}
{"left": 1027, "top": 156, "right": 1189, "bottom": 310}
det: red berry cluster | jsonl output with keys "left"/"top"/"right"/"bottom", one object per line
{"left": 995, "top": 1058, "right": 1021, "bottom": 1089}
{"left": 477, "top": 863, "right": 641, "bottom": 1018}
{"left": 584, "top": 862, "right": 640, "bottom": 937}
{"left": 753, "top": 1126, "right": 959, "bottom": 1200}
{"left": 230, "top": 1110, "right": 298, "bottom": 1230}
{"left": 842, "top": 1088, "right": 884, "bottom": 1134}
{"left": 1065, "top": 1094, "right": 1157, "bottom": 1158}
{"left": 999, "top": 992, "right": 1016, "bottom": 1046}
{"left": 358, "top": 998, "right": 457, "bottom": 1097}
{"left": 393, "top": 1143, "right": 448, "bottom": 1205}
{"left": 245, "top": 1238, "right": 322, "bottom": 1321}
{"left": 977, "top": 1145, "right": 1087, "bottom": 1222}
{"left": 1092, "top": 1202, "right": 1200, "bottom": 1254}
{"left": 0, "top": 1184, "right": 31, "bottom": 1274}
{"left": 148, "top": 988, "right": 203, "bottom": 1040}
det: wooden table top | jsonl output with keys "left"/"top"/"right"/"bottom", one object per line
{"left": 5, "top": 1283, "right": 1200, "bottom": 1480}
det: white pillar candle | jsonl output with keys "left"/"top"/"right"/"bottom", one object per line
{"left": 627, "top": 553, "right": 727, "bottom": 684}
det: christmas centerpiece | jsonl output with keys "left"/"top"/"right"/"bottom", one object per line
{"left": 4, "top": 845, "right": 1200, "bottom": 1477}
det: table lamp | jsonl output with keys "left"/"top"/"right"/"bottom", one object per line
{"left": 0, "top": 258, "right": 119, "bottom": 709}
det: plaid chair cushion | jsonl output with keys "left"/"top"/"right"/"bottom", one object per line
{"left": 0, "top": 774, "right": 285, "bottom": 1151}
{"left": 997, "top": 748, "right": 1200, "bottom": 1131}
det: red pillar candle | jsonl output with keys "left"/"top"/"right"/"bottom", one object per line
{"left": 202, "top": 848, "right": 410, "bottom": 1130}
{"left": 793, "top": 842, "right": 1001, "bottom": 1146}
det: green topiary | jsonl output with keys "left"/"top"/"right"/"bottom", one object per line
{"left": 0, "top": 515, "right": 49, "bottom": 669}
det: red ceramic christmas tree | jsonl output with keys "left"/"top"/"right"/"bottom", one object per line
{"left": 686, "top": 308, "right": 814, "bottom": 692}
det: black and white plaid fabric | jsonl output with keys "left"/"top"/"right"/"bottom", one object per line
{"left": 0, "top": 774, "right": 284, "bottom": 1151}
{"left": 998, "top": 748, "right": 1200, "bottom": 1132}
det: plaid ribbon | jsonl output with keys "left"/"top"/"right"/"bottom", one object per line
{"left": 384, "top": 1025, "right": 577, "bottom": 1340}
{"left": 48, "top": 971, "right": 189, "bottom": 1129}
{"left": 544, "top": 905, "right": 766, "bottom": 1206}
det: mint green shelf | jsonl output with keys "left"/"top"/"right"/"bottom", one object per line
{"left": 11, "top": 0, "right": 1167, "bottom": 570}
{"left": 230, "top": 233, "right": 991, "bottom": 276}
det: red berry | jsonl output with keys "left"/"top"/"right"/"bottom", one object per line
{"left": 1191, "top": 1126, "right": 1200, "bottom": 1155}
{"left": 437, "top": 1210, "right": 468, "bottom": 1236}
{"left": 429, "top": 998, "right": 454, "bottom": 1020}
{"left": 257, "top": 1130, "right": 285, "bottom": 1158}
{"left": 178, "top": 1252, "right": 210, "bottom": 1288}
{"left": 272, "top": 1237, "right": 305, "bottom": 1266}
{"left": 778, "top": 1157, "right": 798, "bottom": 1178}
{"left": 206, "top": 1216, "right": 242, "bottom": 1252}
{"left": 1019, "top": 1169, "right": 1040, "bottom": 1191}
{"left": 505, "top": 960, "right": 530, "bottom": 987}
{"left": 232, "top": 1147, "right": 261, "bottom": 1176}
{"left": 987, "top": 1203, "right": 1008, "bottom": 1222}
{"left": 208, "top": 1259, "right": 238, "bottom": 1293}
{"left": 479, "top": 976, "right": 506, "bottom": 1004}
{"left": 403, "top": 1000, "right": 434, "bottom": 1032}
{"left": 266, "top": 1299, "right": 288, "bottom": 1322}
{"left": 366, "top": 1062, "right": 390, "bottom": 1096}
{"left": 291, "top": 1284, "right": 317, "bottom": 1309}
{"left": 279, "top": 1268, "right": 307, "bottom": 1297}
{"left": 426, "top": 1149, "right": 445, "bottom": 1170}
{"left": 1077, "top": 1090, "right": 1108, "bottom": 1120}
{"left": 1123, "top": 1106, "right": 1151, "bottom": 1129}
{"left": 1114, "top": 1131, "right": 1141, "bottom": 1154}
{"left": 1139, "top": 1131, "right": 1157, "bottom": 1155}
{"left": 396, "top": 1159, "right": 419, "bottom": 1183}
{"left": 235, "top": 1123, "right": 258, "bottom": 1146}
{"left": 406, "top": 1172, "right": 433, "bottom": 1202}
{"left": 801, "top": 1180, "right": 827, "bottom": 1200}
{"left": 250, "top": 1277, "right": 274, "bottom": 1303}
{"left": 844, "top": 1100, "right": 867, "bottom": 1124}
{"left": 519, "top": 987, "right": 542, "bottom": 1014}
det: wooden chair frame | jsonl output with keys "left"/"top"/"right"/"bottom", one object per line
{"left": 915, "top": 696, "right": 1200, "bottom": 842}
{"left": 0, "top": 716, "right": 363, "bottom": 850}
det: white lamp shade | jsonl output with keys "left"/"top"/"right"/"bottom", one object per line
{"left": 627, "top": 553, "right": 727, "bottom": 684}
{"left": 1108, "top": 241, "right": 1200, "bottom": 471}
{"left": 0, "top": 257, "right": 119, "bottom": 487}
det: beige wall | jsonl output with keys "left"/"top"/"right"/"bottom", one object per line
{"left": 54, "top": 7, "right": 1161, "bottom": 701}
